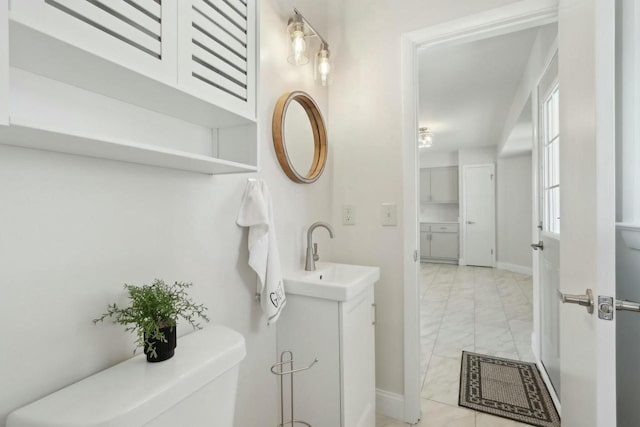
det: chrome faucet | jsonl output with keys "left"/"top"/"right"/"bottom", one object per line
{"left": 305, "top": 221, "right": 335, "bottom": 271}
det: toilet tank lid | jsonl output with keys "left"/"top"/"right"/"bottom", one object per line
{"left": 7, "top": 325, "right": 246, "bottom": 427}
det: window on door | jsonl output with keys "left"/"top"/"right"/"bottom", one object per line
{"left": 543, "top": 85, "right": 560, "bottom": 234}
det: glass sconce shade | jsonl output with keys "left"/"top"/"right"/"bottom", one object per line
{"left": 314, "top": 44, "right": 332, "bottom": 86}
{"left": 287, "top": 20, "right": 309, "bottom": 65}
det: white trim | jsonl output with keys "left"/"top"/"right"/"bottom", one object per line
{"left": 401, "top": 1, "right": 558, "bottom": 423}
{"left": 496, "top": 262, "right": 533, "bottom": 276}
{"left": 400, "top": 32, "right": 421, "bottom": 425}
{"left": 531, "top": 46, "right": 559, "bottom": 398}
{"left": 376, "top": 389, "right": 405, "bottom": 422}
{"left": 536, "top": 359, "right": 562, "bottom": 414}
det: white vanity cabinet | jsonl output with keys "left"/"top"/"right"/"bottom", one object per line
{"left": 278, "top": 264, "right": 379, "bottom": 427}
{"left": 0, "top": 0, "right": 258, "bottom": 174}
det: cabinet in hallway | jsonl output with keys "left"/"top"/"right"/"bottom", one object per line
{"left": 420, "top": 166, "right": 459, "bottom": 203}
{"left": 420, "top": 223, "right": 459, "bottom": 263}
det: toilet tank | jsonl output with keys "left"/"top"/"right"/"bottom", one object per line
{"left": 7, "top": 325, "right": 246, "bottom": 427}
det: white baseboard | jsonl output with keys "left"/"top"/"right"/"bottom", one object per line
{"left": 376, "top": 388, "right": 405, "bottom": 421}
{"left": 459, "top": 258, "right": 466, "bottom": 266}
{"left": 496, "top": 262, "right": 532, "bottom": 276}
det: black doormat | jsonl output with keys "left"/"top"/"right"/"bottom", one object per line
{"left": 459, "top": 351, "right": 560, "bottom": 427}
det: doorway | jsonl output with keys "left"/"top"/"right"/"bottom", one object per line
{"left": 401, "top": 13, "right": 558, "bottom": 427}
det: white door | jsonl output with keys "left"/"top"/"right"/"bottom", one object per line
{"left": 463, "top": 164, "right": 495, "bottom": 267}
{"left": 557, "top": 0, "right": 616, "bottom": 426}
{"left": 535, "top": 54, "right": 561, "bottom": 397}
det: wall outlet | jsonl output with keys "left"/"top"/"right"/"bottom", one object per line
{"left": 342, "top": 205, "right": 355, "bottom": 225}
{"left": 381, "top": 203, "right": 397, "bottom": 226}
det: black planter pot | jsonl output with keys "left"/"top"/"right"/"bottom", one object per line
{"left": 145, "top": 326, "right": 177, "bottom": 362}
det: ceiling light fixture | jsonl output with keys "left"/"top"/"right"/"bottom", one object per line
{"left": 288, "top": 9, "right": 332, "bottom": 86}
{"left": 418, "top": 127, "right": 433, "bottom": 148}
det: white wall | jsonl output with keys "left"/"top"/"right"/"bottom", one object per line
{"left": 497, "top": 154, "right": 533, "bottom": 273}
{"left": 0, "top": 1, "right": 333, "bottom": 426}
{"left": 326, "top": 0, "right": 528, "bottom": 396}
{"left": 419, "top": 150, "right": 458, "bottom": 168}
{"left": 498, "top": 24, "right": 557, "bottom": 156}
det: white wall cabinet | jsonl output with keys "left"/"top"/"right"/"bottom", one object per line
{"left": 0, "top": 0, "right": 258, "bottom": 174}
{"left": 277, "top": 287, "right": 376, "bottom": 427}
{"left": 420, "top": 168, "right": 431, "bottom": 202}
{"left": 420, "top": 166, "right": 459, "bottom": 203}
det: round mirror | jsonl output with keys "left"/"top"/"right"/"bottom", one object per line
{"left": 272, "top": 91, "right": 327, "bottom": 183}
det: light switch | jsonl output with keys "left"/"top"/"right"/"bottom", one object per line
{"left": 381, "top": 203, "right": 397, "bottom": 226}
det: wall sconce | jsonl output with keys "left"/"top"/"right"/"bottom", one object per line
{"left": 418, "top": 127, "right": 433, "bottom": 148}
{"left": 287, "top": 9, "right": 333, "bottom": 86}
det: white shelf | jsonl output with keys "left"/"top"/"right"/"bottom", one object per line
{"left": 0, "top": 6, "right": 258, "bottom": 175}
{"left": 0, "top": 124, "right": 257, "bottom": 175}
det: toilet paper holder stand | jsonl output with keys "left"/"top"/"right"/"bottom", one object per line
{"left": 270, "top": 350, "right": 318, "bottom": 427}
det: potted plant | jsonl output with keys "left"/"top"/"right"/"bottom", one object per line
{"left": 94, "top": 279, "right": 209, "bottom": 362}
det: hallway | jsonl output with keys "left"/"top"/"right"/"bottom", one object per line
{"left": 377, "top": 264, "right": 534, "bottom": 427}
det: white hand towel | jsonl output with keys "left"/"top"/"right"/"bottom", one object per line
{"left": 236, "top": 179, "right": 286, "bottom": 324}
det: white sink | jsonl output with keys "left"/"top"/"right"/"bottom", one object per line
{"left": 283, "top": 262, "right": 380, "bottom": 301}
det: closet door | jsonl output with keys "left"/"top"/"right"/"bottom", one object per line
{"left": 10, "top": 0, "right": 177, "bottom": 83}
{"left": 178, "top": 0, "right": 256, "bottom": 120}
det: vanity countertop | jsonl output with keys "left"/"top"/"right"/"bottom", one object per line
{"left": 421, "top": 220, "right": 459, "bottom": 224}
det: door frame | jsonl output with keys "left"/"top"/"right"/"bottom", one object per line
{"left": 461, "top": 163, "right": 496, "bottom": 268}
{"left": 400, "top": 0, "right": 558, "bottom": 422}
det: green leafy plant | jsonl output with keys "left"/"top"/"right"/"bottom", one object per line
{"left": 94, "top": 279, "right": 209, "bottom": 359}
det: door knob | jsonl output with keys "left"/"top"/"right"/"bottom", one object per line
{"left": 530, "top": 241, "right": 544, "bottom": 251}
{"left": 466, "top": 221, "right": 475, "bottom": 225}
{"left": 559, "top": 289, "right": 594, "bottom": 314}
{"left": 616, "top": 300, "right": 640, "bottom": 312}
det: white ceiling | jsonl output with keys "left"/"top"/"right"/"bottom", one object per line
{"left": 418, "top": 27, "right": 541, "bottom": 152}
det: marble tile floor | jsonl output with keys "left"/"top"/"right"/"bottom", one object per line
{"left": 377, "top": 263, "right": 534, "bottom": 427}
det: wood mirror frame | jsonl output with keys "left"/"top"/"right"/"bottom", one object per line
{"left": 272, "top": 91, "right": 327, "bottom": 184}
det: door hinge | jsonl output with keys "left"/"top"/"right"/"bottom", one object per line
{"left": 413, "top": 250, "right": 418, "bottom": 262}
{"left": 491, "top": 249, "right": 494, "bottom": 255}
{"left": 490, "top": 174, "right": 494, "bottom": 181}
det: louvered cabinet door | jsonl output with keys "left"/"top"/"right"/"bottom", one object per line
{"left": 178, "top": 0, "right": 256, "bottom": 120}
{"left": 10, "top": 0, "right": 177, "bottom": 84}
